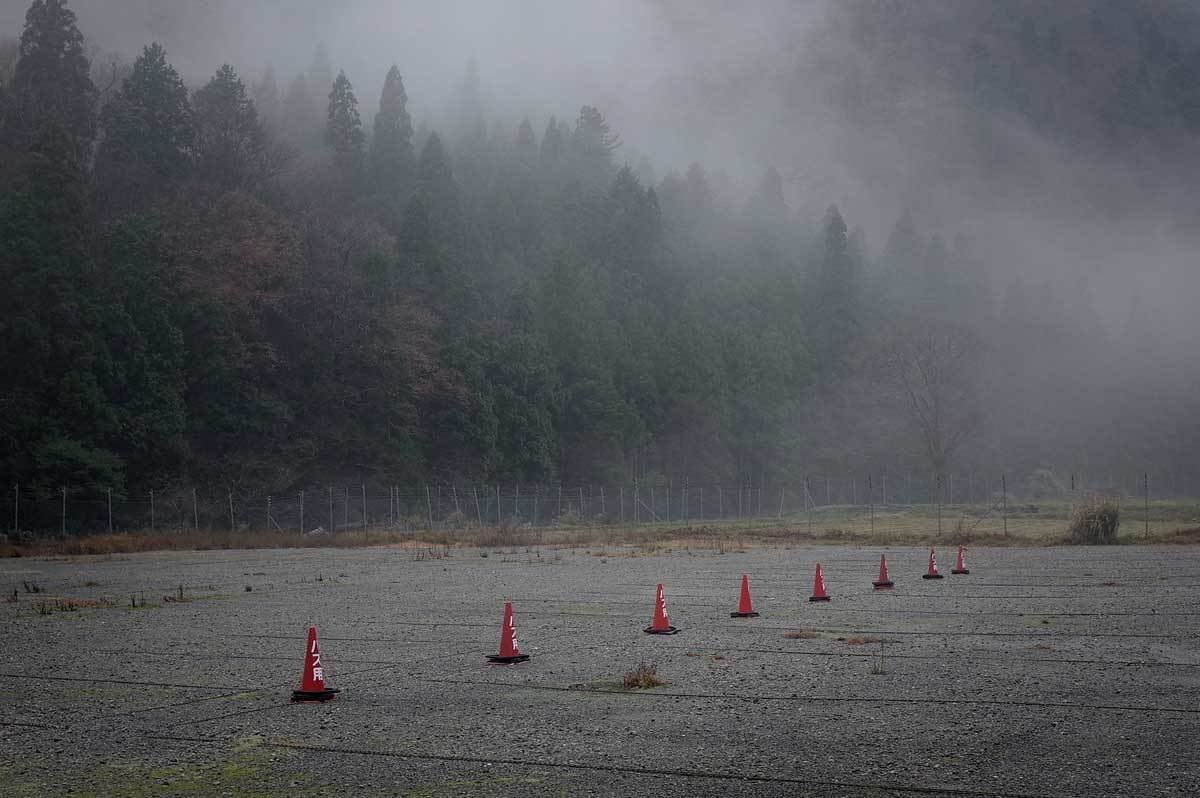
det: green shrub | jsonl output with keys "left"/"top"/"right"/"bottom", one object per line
{"left": 1067, "top": 501, "right": 1120, "bottom": 544}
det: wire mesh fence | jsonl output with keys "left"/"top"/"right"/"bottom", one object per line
{"left": 1, "top": 470, "right": 1191, "bottom": 542}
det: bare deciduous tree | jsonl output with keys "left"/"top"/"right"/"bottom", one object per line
{"left": 885, "top": 319, "right": 983, "bottom": 493}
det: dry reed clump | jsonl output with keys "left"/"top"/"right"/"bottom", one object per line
{"left": 1067, "top": 499, "right": 1120, "bottom": 544}
{"left": 623, "top": 661, "right": 668, "bottom": 690}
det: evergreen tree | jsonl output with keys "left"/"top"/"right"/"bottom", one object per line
{"left": 11, "top": 0, "right": 96, "bottom": 165}
{"left": 455, "top": 57, "right": 486, "bottom": 148}
{"left": 281, "top": 72, "right": 318, "bottom": 144}
{"left": 253, "top": 65, "right": 281, "bottom": 129}
{"left": 747, "top": 165, "right": 787, "bottom": 225}
{"left": 370, "top": 64, "right": 413, "bottom": 184}
{"left": 684, "top": 162, "right": 712, "bottom": 221}
{"left": 192, "top": 64, "right": 271, "bottom": 188}
{"left": 540, "top": 115, "right": 564, "bottom": 168}
{"left": 572, "top": 105, "right": 620, "bottom": 184}
{"left": 325, "top": 70, "right": 364, "bottom": 170}
{"left": 308, "top": 43, "right": 333, "bottom": 114}
{"left": 514, "top": 117, "right": 536, "bottom": 168}
{"left": 96, "top": 42, "right": 192, "bottom": 205}
{"left": 812, "top": 205, "right": 858, "bottom": 378}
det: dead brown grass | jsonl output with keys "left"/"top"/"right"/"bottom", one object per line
{"left": 623, "top": 661, "right": 669, "bottom": 690}
{"left": 784, "top": 629, "right": 820, "bottom": 640}
{"left": 1162, "top": 526, "right": 1200, "bottom": 544}
{"left": 0, "top": 528, "right": 418, "bottom": 557}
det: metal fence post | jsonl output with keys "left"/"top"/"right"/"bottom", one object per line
{"left": 1002, "top": 474, "right": 1008, "bottom": 537}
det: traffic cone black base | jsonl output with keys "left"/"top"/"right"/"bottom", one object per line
{"left": 291, "top": 687, "right": 340, "bottom": 703}
{"left": 872, "top": 580, "right": 895, "bottom": 590}
{"left": 951, "top": 567, "right": 970, "bottom": 575}
{"left": 922, "top": 573, "right": 944, "bottom": 580}
{"left": 729, "top": 610, "right": 760, "bottom": 618}
{"left": 808, "top": 595, "right": 832, "bottom": 603}
{"left": 643, "top": 625, "right": 679, "bottom": 635}
{"left": 486, "top": 653, "right": 530, "bottom": 664}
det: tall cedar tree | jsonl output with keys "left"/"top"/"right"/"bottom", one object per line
{"left": 572, "top": 105, "right": 620, "bottom": 184}
{"left": 192, "top": 64, "right": 269, "bottom": 188}
{"left": 11, "top": 0, "right": 96, "bottom": 165}
{"left": 96, "top": 43, "right": 192, "bottom": 207}
{"left": 253, "top": 65, "right": 281, "bottom": 129}
{"left": 539, "top": 115, "right": 563, "bottom": 168}
{"left": 325, "top": 70, "right": 364, "bottom": 170}
{"left": 814, "top": 205, "right": 858, "bottom": 378}
{"left": 281, "top": 72, "right": 317, "bottom": 144}
{"left": 308, "top": 44, "right": 333, "bottom": 111}
{"left": 515, "top": 117, "right": 537, "bottom": 167}
{"left": 0, "top": 7, "right": 127, "bottom": 493}
{"left": 370, "top": 64, "right": 412, "bottom": 183}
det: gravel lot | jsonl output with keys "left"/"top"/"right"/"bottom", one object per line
{"left": 1, "top": 543, "right": 1198, "bottom": 796}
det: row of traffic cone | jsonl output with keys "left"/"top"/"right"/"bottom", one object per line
{"left": 291, "top": 545, "right": 972, "bottom": 700}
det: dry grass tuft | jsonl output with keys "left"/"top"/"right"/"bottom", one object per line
{"left": 784, "top": 629, "right": 820, "bottom": 640}
{"left": 839, "top": 636, "right": 879, "bottom": 646}
{"left": 623, "top": 662, "right": 668, "bottom": 690}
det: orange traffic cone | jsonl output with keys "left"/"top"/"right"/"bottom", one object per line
{"left": 730, "top": 574, "right": 759, "bottom": 618}
{"left": 873, "top": 554, "right": 895, "bottom": 590}
{"left": 291, "top": 626, "right": 340, "bottom": 703}
{"left": 487, "top": 601, "right": 530, "bottom": 664}
{"left": 809, "top": 563, "right": 831, "bottom": 602}
{"left": 922, "top": 547, "right": 944, "bottom": 580}
{"left": 644, "top": 583, "right": 679, "bottom": 634}
{"left": 951, "top": 544, "right": 970, "bottom": 575}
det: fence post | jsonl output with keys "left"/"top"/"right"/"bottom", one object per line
{"left": 806, "top": 476, "right": 813, "bottom": 536}
{"left": 936, "top": 476, "right": 942, "bottom": 537}
{"left": 12, "top": 484, "right": 17, "bottom": 534}
{"left": 474, "top": 487, "right": 482, "bottom": 527}
{"left": 229, "top": 490, "right": 234, "bottom": 532}
{"left": 362, "top": 484, "right": 367, "bottom": 533}
{"left": 150, "top": 489, "right": 155, "bottom": 532}
{"left": 869, "top": 474, "right": 874, "bottom": 537}
{"left": 107, "top": 488, "right": 113, "bottom": 534}
{"left": 496, "top": 484, "right": 501, "bottom": 525}
{"left": 619, "top": 486, "right": 624, "bottom": 524}
{"left": 1144, "top": 472, "right": 1149, "bottom": 540}
{"left": 426, "top": 484, "right": 433, "bottom": 530}
{"left": 1002, "top": 474, "right": 1008, "bottom": 537}
{"left": 267, "top": 496, "right": 272, "bottom": 530}
{"left": 328, "top": 486, "right": 333, "bottom": 533}
{"left": 600, "top": 486, "right": 606, "bottom": 519}
{"left": 300, "top": 491, "right": 304, "bottom": 534}
{"left": 192, "top": 488, "right": 198, "bottom": 530}
{"left": 61, "top": 486, "right": 66, "bottom": 536}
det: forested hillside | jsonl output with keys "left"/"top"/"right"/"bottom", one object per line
{"left": 1, "top": 0, "right": 1197, "bottom": 502}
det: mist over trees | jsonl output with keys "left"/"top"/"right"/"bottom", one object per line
{"left": 1, "top": 0, "right": 1198, "bottom": 501}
